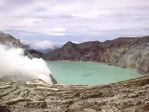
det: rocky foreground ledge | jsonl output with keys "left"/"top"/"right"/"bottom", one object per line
{"left": 0, "top": 76, "right": 149, "bottom": 112}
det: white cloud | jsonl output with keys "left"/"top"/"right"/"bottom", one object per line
{"left": 0, "top": 0, "right": 149, "bottom": 42}
{"left": 37, "top": 27, "right": 67, "bottom": 36}
{"left": 22, "top": 40, "right": 63, "bottom": 50}
{"left": 51, "top": 27, "right": 66, "bottom": 32}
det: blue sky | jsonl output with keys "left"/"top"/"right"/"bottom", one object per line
{"left": 0, "top": 0, "right": 149, "bottom": 49}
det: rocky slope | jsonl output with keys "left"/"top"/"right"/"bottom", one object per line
{"left": 0, "top": 31, "right": 58, "bottom": 84}
{"left": 44, "top": 36, "right": 149, "bottom": 74}
{"left": 0, "top": 31, "right": 24, "bottom": 48}
{"left": 0, "top": 31, "right": 50, "bottom": 58}
{"left": 0, "top": 31, "right": 34, "bottom": 58}
{"left": 27, "top": 49, "right": 44, "bottom": 58}
{"left": 0, "top": 76, "right": 149, "bottom": 112}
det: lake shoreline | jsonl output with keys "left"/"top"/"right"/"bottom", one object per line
{"left": 46, "top": 59, "right": 143, "bottom": 74}
{"left": 47, "top": 60, "right": 142, "bottom": 85}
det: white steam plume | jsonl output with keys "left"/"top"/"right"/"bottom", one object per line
{"left": 0, "top": 44, "right": 53, "bottom": 84}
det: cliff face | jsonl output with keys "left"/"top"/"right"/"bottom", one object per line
{"left": 44, "top": 36, "right": 149, "bottom": 74}
{"left": 0, "top": 32, "right": 35, "bottom": 59}
{"left": 0, "top": 31, "right": 37, "bottom": 58}
{"left": 106, "top": 37, "right": 149, "bottom": 74}
{"left": 27, "top": 49, "right": 44, "bottom": 58}
{"left": 0, "top": 31, "right": 24, "bottom": 48}
{"left": 0, "top": 76, "right": 149, "bottom": 112}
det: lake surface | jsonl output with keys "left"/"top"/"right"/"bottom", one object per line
{"left": 47, "top": 61, "right": 141, "bottom": 85}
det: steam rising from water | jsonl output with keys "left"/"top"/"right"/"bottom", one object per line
{"left": 0, "top": 44, "right": 53, "bottom": 84}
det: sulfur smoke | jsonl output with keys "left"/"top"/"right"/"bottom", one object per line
{"left": 0, "top": 44, "right": 53, "bottom": 84}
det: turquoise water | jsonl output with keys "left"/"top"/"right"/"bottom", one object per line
{"left": 47, "top": 61, "right": 141, "bottom": 85}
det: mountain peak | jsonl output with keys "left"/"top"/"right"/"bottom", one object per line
{"left": 65, "top": 41, "right": 74, "bottom": 45}
{"left": 63, "top": 41, "right": 76, "bottom": 47}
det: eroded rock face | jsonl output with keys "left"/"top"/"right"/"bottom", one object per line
{"left": 0, "top": 76, "right": 149, "bottom": 112}
{"left": 44, "top": 36, "right": 149, "bottom": 74}
{"left": 0, "top": 31, "right": 24, "bottom": 48}
{"left": 0, "top": 31, "right": 33, "bottom": 58}
{"left": 27, "top": 49, "right": 44, "bottom": 58}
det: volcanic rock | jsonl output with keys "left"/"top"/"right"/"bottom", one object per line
{"left": 0, "top": 76, "right": 149, "bottom": 112}
{"left": 44, "top": 36, "right": 149, "bottom": 74}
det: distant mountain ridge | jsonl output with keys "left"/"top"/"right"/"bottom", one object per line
{"left": 0, "top": 31, "right": 148, "bottom": 74}
{"left": 43, "top": 36, "right": 149, "bottom": 74}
